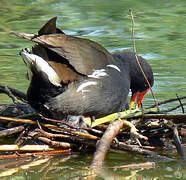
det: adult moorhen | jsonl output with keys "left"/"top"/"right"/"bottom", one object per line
{"left": 11, "top": 17, "right": 154, "bottom": 124}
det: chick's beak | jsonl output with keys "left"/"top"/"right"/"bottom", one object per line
{"left": 129, "top": 88, "right": 150, "bottom": 110}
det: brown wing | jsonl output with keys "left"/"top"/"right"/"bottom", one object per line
{"left": 11, "top": 17, "right": 116, "bottom": 75}
{"left": 38, "top": 16, "right": 65, "bottom": 35}
{"left": 32, "top": 44, "right": 81, "bottom": 84}
{"left": 31, "top": 34, "right": 116, "bottom": 75}
{"left": 11, "top": 16, "right": 64, "bottom": 40}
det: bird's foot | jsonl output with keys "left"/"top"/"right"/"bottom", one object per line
{"left": 122, "top": 119, "right": 148, "bottom": 146}
{"left": 66, "top": 115, "right": 87, "bottom": 128}
{"left": 57, "top": 115, "right": 89, "bottom": 133}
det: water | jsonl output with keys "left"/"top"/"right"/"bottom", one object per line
{"left": 0, "top": 0, "right": 186, "bottom": 179}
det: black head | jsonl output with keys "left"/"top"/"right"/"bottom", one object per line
{"left": 112, "top": 51, "right": 154, "bottom": 94}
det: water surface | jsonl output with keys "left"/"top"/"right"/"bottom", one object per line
{"left": 0, "top": 0, "right": 185, "bottom": 179}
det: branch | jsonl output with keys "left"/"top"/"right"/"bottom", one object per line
{"left": 111, "top": 142, "right": 173, "bottom": 162}
{"left": 0, "top": 126, "right": 25, "bottom": 137}
{"left": 0, "top": 85, "right": 27, "bottom": 102}
{"left": 129, "top": 8, "right": 159, "bottom": 111}
{"left": 90, "top": 119, "right": 123, "bottom": 168}
{"left": 147, "top": 96, "right": 186, "bottom": 108}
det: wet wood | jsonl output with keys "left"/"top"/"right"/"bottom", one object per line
{"left": 90, "top": 119, "right": 124, "bottom": 168}
{"left": 0, "top": 150, "right": 70, "bottom": 160}
{"left": 0, "top": 126, "right": 25, "bottom": 137}
{"left": 37, "top": 137, "right": 73, "bottom": 149}
{"left": 111, "top": 142, "right": 174, "bottom": 162}
{"left": 0, "top": 145, "right": 54, "bottom": 151}
{"left": 0, "top": 85, "right": 27, "bottom": 102}
{"left": 139, "top": 113, "right": 186, "bottom": 123}
{"left": 173, "top": 126, "right": 185, "bottom": 160}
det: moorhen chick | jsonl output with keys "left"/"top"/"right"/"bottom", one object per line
{"left": 11, "top": 17, "right": 154, "bottom": 125}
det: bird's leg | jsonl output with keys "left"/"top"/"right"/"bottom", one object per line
{"left": 130, "top": 88, "right": 150, "bottom": 110}
{"left": 65, "top": 115, "right": 88, "bottom": 128}
{"left": 129, "top": 92, "right": 138, "bottom": 110}
{"left": 85, "top": 115, "right": 96, "bottom": 127}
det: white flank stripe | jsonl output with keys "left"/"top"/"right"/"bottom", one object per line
{"left": 88, "top": 69, "right": 108, "bottom": 79}
{"left": 107, "top": 64, "right": 121, "bottom": 72}
{"left": 76, "top": 81, "right": 97, "bottom": 92}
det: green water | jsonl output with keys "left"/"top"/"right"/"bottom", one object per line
{"left": 0, "top": 0, "right": 186, "bottom": 179}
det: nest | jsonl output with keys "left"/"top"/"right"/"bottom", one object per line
{"left": 0, "top": 85, "right": 185, "bottom": 169}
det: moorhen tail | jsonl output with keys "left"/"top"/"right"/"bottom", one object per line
{"left": 11, "top": 17, "right": 154, "bottom": 123}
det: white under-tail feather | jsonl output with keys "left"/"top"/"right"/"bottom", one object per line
{"left": 20, "top": 49, "right": 61, "bottom": 87}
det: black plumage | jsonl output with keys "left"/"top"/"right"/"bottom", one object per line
{"left": 12, "top": 17, "right": 154, "bottom": 121}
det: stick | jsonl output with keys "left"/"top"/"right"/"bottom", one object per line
{"left": 0, "top": 85, "right": 27, "bottom": 102}
{"left": 0, "top": 116, "right": 98, "bottom": 140}
{"left": 111, "top": 142, "right": 174, "bottom": 162}
{"left": 0, "top": 145, "right": 54, "bottom": 151}
{"left": 0, "top": 126, "right": 25, "bottom": 137}
{"left": 129, "top": 8, "right": 159, "bottom": 111}
{"left": 137, "top": 113, "right": 186, "bottom": 123}
{"left": 37, "top": 137, "right": 73, "bottom": 149}
{"left": 162, "top": 103, "right": 186, "bottom": 113}
{"left": 147, "top": 96, "right": 186, "bottom": 108}
{"left": 176, "top": 94, "right": 185, "bottom": 113}
{"left": 0, "top": 116, "right": 36, "bottom": 124}
{"left": 86, "top": 108, "right": 157, "bottom": 127}
{"left": 173, "top": 126, "right": 185, "bottom": 160}
{"left": 90, "top": 119, "right": 124, "bottom": 168}
{"left": 14, "top": 125, "right": 30, "bottom": 145}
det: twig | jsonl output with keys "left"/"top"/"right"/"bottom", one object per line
{"left": 162, "top": 103, "right": 186, "bottom": 113}
{"left": 147, "top": 96, "right": 186, "bottom": 108}
{"left": 0, "top": 145, "right": 54, "bottom": 151}
{"left": 14, "top": 125, "right": 30, "bottom": 145}
{"left": 111, "top": 142, "right": 174, "bottom": 162}
{"left": 176, "top": 94, "right": 185, "bottom": 113}
{"left": 129, "top": 8, "right": 159, "bottom": 112}
{"left": 0, "top": 126, "right": 25, "bottom": 137}
{"left": 173, "top": 126, "right": 185, "bottom": 160}
{"left": 41, "top": 115, "right": 103, "bottom": 136}
{"left": 86, "top": 108, "right": 146, "bottom": 127}
{"left": 136, "top": 113, "right": 186, "bottom": 123}
{"left": 0, "top": 116, "right": 36, "bottom": 124}
{"left": 41, "top": 115, "right": 80, "bottom": 129}
{"left": 38, "top": 128, "right": 73, "bottom": 139}
{"left": 0, "top": 116, "right": 98, "bottom": 140}
{"left": 4, "top": 86, "right": 20, "bottom": 104}
{"left": 37, "top": 137, "right": 73, "bottom": 149}
{"left": 0, "top": 85, "right": 27, "bottom": 102}
{"left": 35, "top": 129, "right": 97, "bottom": 149}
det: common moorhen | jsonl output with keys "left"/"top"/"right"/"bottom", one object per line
{"left": 11, "top": 17, "right": 154, "bottom": 123}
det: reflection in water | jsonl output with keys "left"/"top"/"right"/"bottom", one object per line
{"left": 0, "top": 154, "right": 185, "bottom": 179}
{"left": 0, "top": 0, "right": 186, "bottom": 179}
